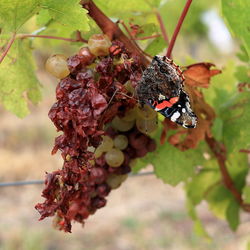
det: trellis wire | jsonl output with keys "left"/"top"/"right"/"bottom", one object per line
{"left": 0, "top": 171, "right": 154, "bottom": 187}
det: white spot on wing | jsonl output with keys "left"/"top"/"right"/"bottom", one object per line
{"left": 182, "top": 108, "right": 186, "bottom": 113}
{"left": 170, "top": 111, "right": 180, "bottom": 122}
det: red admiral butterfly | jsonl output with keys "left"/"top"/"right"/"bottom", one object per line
{"left": 136, "top": 55, "right": 197, "bottom": 128}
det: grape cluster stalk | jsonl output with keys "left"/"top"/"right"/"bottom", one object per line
{"left": 36, "top": 34, "right": 157, "bottom": 232}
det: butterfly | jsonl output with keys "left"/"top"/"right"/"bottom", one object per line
{"left": 136, "top": 55, "right": 197, "bottom": 128}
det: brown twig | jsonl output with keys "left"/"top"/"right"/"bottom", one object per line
{"left": 16, "top": 34, "right": 87, "bottom": 43}
{"left": 0, "top": 32, "right": 16, "bottom": 64}
{"left": 166, "top": 0, "right": 192, "bottom": 58}
{"left": 81, "top": 0, "right": 149, "bottom": 67}
{"left": 154, "top": 9, "right": 169, "bottom": 45}
{"left": 205, "top": 135, "right": 244, "bottom": 205}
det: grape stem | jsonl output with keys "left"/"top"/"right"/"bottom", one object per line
{"left": 0, "top": 32, "right": 16, "bottom": 64}
{"left": 154, "top": 9, "right": 169, "bottom": 45}
{"left": 0, "top": 31, "right": 87, "bottom": 65}
{"left": 205, "top": 135, "right": 250, "bottom": 211}
{"left": 81, "top": 0, "right": 149, "bottom": 67}
{"left": 166, "top": 0, "right": 193, "bottom": 58}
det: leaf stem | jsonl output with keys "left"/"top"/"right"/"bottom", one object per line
{"left": 154, "top": 9, "right": 169, "bottom": 45}
{"left": 166, "top": 0, "right": 192, "bottom": 58}
{"left": 0, "top": 32, "right": 16, "bottom": 64}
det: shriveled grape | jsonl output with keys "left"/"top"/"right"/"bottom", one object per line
{"left": 45, "top": 54, "right": 70, "bottom": 79}
{"left": 114, "top": 135, "right": 128, "bottom": 150}
{"left": 105, "top": 148, "right": 125, "bottom": 167}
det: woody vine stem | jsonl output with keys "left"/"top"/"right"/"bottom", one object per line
{"left": 0, "top": 0, "right": 248, "bottom": 210}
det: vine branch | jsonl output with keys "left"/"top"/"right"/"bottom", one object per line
{"left": 166, "top": 0, "right": 193, "bottom": 58}
{"left": 81, "top": 0, "right": 149, "bottom": 67}
{"left": 205, "top": 135, "right": 250, "bottom": 211}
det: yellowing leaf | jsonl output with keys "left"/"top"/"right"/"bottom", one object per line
{"left": 42, "top": 0, "right": 90, "bottom": 31}
{"left": 0, "top": 0, "right": 42, "bottom": 32}
{"left": 0, "top": 39, "right": 41, "bottom": 117}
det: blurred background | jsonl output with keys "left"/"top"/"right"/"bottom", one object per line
{"left": 1, "top": 0, "right": 249, "bottom": 249}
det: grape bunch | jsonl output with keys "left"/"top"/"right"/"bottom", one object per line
{"left": 36, "top": 34, "right": 157, "bottom": 232}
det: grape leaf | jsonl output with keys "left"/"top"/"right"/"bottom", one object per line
{"left": 145, "top": 36, "right": 166, "bottom": 56}
{"left": 187, "top": 200, "right": 211, "bottom": 239}
{"left": 221, "top": 0, "right": 250, "bottom": 57}
{"left": 42, "top": 0, "right": 90, "bottom": 31}
{"left": 235, "top": 65, "right": 250, "bottom": 83}
{"left": 0, "top": 40, "right": 41, "bottom": 117}
{"left": 36, "top": 8, "right": 51, "bottom": 26}
{"left": 226, "top": 199, "right": 240, "bottom": 231}
{"left": 0, "top": 0, "right": 42, "bottom": 32}
{"left": 243, "top": 186, "right": 250, "bottom": 203}
{"left": 135, "top": 127, "right": 205, "bottom": 186}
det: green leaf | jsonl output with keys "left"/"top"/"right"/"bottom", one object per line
{"left": 226, "top": 199, "right": 240, "bottom": 231}
{"left": 186, "top": 200, "right": 211, "bottom": 239}
{"left": 221, "top": 0, "right": 250, "bottom": 57}
{"left": 243, "top": 186, "right": 250, "bottom": 203}
{"left": 186, "top": 169, "right": 220, "bottom": 205}
{"left": 36, "top": 9, "right": 51, "bottom": 26}
{"left": 236, "top": 45, "right": 250, "bottom": 63}
{"left": 235, "top": 65, "right": 250, "bottom": 83}
{"left": 211, "top": 118, "right": 223, "bottom": 141}
{"left": 136, "top": 129, "right": 205, "bottom": 186}
{"left": 0, "top": 0, "right": 42, "bottom": 33}
{"left": 145, "top": 36, "right": 166, "bottom": 56}
{"left": 42, "top": 0, "right": 90, "bottom": 31}
{"left": 0, "top": 39, "right": 41, "bottom": 117}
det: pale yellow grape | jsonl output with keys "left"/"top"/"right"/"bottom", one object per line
{"left": 136, "top": 104, "right": 157, "bottom": 120}
{"left": 106, "top": 174, "right": 128, "bottom": 189}
{"left": 136, "top": 117, "right": 158, "bottom": 134}
{"left": 88, "top": 34, "right": 112, "bottom": 56}
{"left": 111, "top": 116, "right": 134, "bottom": 132}
{"left": 122, "top": 108, "right": 137, "bottom": 122}
{"left": 99, "top": 135, "right": 114, "bottom": 152}
{"left": 45, "top": 54, "right": 70, "bottom": 79}
{"left": 94, "top": 146, "right": 104, "bottom": 158}
{"left": 105, "top": 148, "right": 125, "bottom": 167}
{"left": 114, "top": 135, "right": 128, "bottom": 150}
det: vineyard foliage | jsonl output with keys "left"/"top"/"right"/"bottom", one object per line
{"left": 0, "top": 0, "right": 250, "bottom": 235}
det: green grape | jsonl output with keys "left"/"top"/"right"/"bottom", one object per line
{"left": 122, "top": 107, "right": 137, "bottom": 122}
{"left": 136, "top": 117, "right": 158, "bottom": 134}
{"left": 136, "top": 104, "right": 157, "bottom": 120}
{"left": 94, "top": 146, "right": 104, "bottom": 158}
{"left": 45, "top": 54, "right": 70, "bottom": 79}
{"left": 111, "top": 116, "right": 134, "bottom": 132}
{"left": 106, "top": 174, "right": 128, "bottom": 189}
{"left": 114, "top": 135, "right": 128, "bottom": 150}
{"left": 88, "top": 34, "right": 112, "bottom": 56}
{"left": 105, "top": 148, "right": 125, "bottom": 167}
{"left": 99, "top": 135, "right": 114, "bottom": 152}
